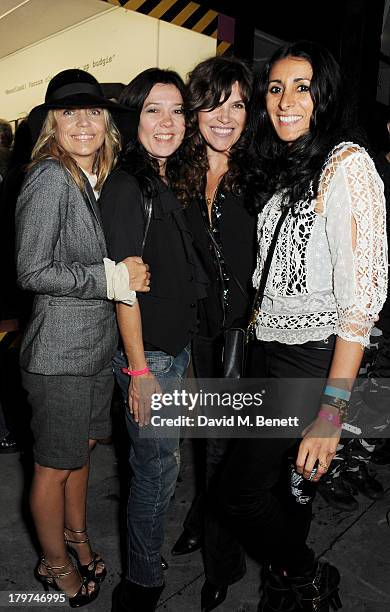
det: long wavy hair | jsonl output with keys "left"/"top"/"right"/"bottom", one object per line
{"left": 30, "top": 109, "right": 120, "bottom": 191}
{"left": 177, "top": 55, "right": 262, "bottom": 210}
{"left": 118, "top": 68, "right": 186, "bottom": 198}
{"left": 253, "top": 40, "right": 366, "bottom": 209}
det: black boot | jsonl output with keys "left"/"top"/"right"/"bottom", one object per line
{"left": 258, "top": 566, "right": 296, "bottom": 611}
{"left": 171, "top": 528, "right": 201, "bottom": 555}
{"left": 0, "top": 432, "right": 19, "bottom": 454}
{"left": 201, "top": 580, "right": 228, "bottom": 612}
{"left": 112, "top": 579, "right": 164, "bottom": 612}
{"left": 289, "top": 560, "right": 342, "bottom": 611}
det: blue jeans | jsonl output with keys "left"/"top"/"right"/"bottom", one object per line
{"left": 113, "top": 346, "right": 191, "bottom": 587}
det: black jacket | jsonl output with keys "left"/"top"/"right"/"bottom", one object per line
{"left": 0, "top": 164, "right": 33, "bottom": 323}
{"left": 185, "top": 190, "right": 257, "bottom": 338}
{"left": 100, "top": 169, "right": 207, "bottom": 356}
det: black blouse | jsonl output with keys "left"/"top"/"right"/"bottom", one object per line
{"left": 100, "top": 169, "right": 207, "bottom": 356}
{"left": 185, "top": 189, "right": 257, "bottom": 338}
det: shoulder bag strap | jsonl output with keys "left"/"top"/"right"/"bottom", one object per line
{"left": 247, "top": 206, "right": 289, "bottom": 335}
{"left": 141, "top": 193, "right": 152, "bottom": 256}
{"left": 203, "top": 220, "right": 249, "bottom": 301}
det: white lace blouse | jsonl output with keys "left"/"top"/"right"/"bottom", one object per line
{"left": 253, "top": 142, "right": 388, "bottom": 347}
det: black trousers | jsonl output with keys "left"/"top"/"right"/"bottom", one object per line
{"left": 212, "top": 337, "right": 335, "bottom": 575}
{"left": 186, "top": 334, "right": 246, "bottom": 586}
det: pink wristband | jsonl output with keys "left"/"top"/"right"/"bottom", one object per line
{"left": 318, "top": 409, "right": 341, "bottom": 428}
{"left": 121, "top": 366, "right": 150, "bottom": 377}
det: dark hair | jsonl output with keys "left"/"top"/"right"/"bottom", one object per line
{"left": 254, "top": 40, "right": 365, "bottom": 209}
{"left": 177, "top": 56, "right": 261, "bottom": 210}
{"left": 185, "top": 55, "right": 253, "bottom": 113}
{"left": 9, "top": 119, "right": 33, "bottom": 169}
{"left": 118, "top": 68, "right": 186, "bottom": 197}
{"left": 0, "top": 119, "right": 13, "bottom": 148}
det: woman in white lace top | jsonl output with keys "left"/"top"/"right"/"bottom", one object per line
{"left": 214, "top": 41, "right": 388, "bottom": 611}
{"left": 253, "top": 142, "right": 387, "bottom": 346}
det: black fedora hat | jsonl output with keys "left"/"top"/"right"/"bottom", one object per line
{"left": 28, "top": 68, "right": 138, "bottom": 145}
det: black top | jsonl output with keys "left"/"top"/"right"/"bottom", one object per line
{"left": 185, "top": 189, "right": 257, "bottom": 338}
{"left": 0, "top": 146, "right": 11, "bottom": 180}
{"left": 100, "top": 169, "right": 207, "bottom": 356}
{"left": 374, "top": 152, "right": 390, "bottom": 334}
{"left": 0, "top": 164, "right": 33, "bottom": 323}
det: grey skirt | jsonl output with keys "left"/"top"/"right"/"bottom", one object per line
{"left": 22, "top": 364, "right": 114, "bottom": 469}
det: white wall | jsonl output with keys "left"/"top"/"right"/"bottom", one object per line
{"left": 0, "top": 7, "right": 216, "bottom": 122}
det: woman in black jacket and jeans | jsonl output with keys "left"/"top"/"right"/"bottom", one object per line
{"left": 100, "top": 68, "right": 206, "bottom": 612}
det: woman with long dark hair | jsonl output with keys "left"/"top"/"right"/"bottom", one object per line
{"left": 171, "top": 56, "right": 261, "bottom": 611}
{"left": 213, "top": 41, "right": 387, "bottom": 611}
{"left": 100, "top": 68, "right": 206, "bottom": 612}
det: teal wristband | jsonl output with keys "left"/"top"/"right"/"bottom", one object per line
{"left": 324, "top": 385, "right": 351, "bottom": 401}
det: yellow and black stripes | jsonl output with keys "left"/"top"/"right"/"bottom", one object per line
{"left": 105, "top": 0, "right": 232, "bottom": 54}
{"left": 0, "top": 331, "right": 20, "bottom": 352}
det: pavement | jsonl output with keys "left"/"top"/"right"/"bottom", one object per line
{"left": 1, "top": 391, "right": 390, "bottom": 612}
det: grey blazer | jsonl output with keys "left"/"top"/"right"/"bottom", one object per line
{"left": 15, "top": 159, "right": 118, "bottom": 376}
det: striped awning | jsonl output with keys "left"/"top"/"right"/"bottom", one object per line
{"left": 105, "top": 0, "right": 234, "bottom": 55}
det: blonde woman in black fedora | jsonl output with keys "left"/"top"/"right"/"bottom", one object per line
{"left": 16, "top": 69, "right": 150, "bottom": 607}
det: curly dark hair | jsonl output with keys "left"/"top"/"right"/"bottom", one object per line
{"left": 177, "top": 56, "right": 262, "bottom": 210}
{"left": 118, "top": 68, "right": 186, "bottom": 198}
{"left": 253, "top": 40, "right": 367, "bottom": 210}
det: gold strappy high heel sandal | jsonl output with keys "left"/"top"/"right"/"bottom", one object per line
{"left": 64, "top": 527, "right": 107, "bottom": 584}
{"left": 35, "top": 557, "right": 99, "bottom": 608}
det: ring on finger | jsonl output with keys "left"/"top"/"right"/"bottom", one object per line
{"left": 318, "top": 460, "right": 328, "bottom": 470}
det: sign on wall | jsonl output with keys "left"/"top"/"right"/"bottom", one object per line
{"left": 0, "top": 7, "right": 215, "bottom": 122}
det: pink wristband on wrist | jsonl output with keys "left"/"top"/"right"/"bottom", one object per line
{"left": 121, "top": 366, "right": 150, "bottom": 377}
{"left": 318, "top": 409, "right": 341, "bottom": 428}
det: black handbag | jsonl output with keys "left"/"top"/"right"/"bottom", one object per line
{"left": 200, "top": 214, "right": 250, "bottom": 378}
{"left": 222, "top": 207, "right": 289, "bottom": 378}
{"left": 223, "top": 327, "right": 247, "bottom": 378}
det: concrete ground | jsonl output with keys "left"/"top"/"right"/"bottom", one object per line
{"left": 1, "top": 411, "right": 390, "bottom": 612}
